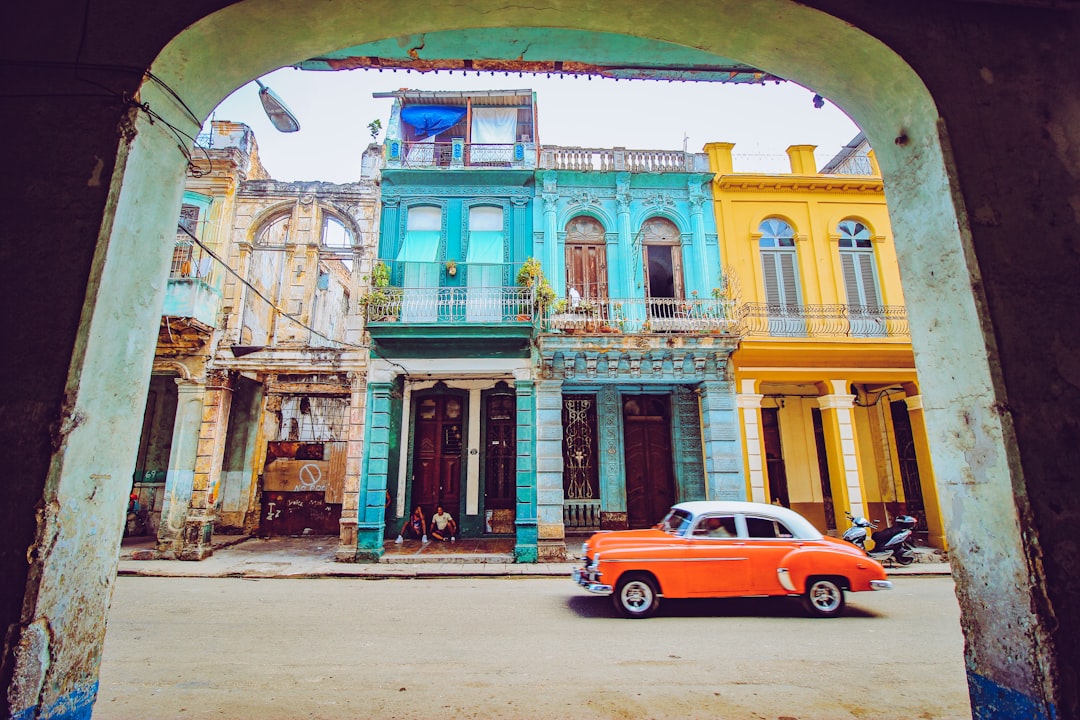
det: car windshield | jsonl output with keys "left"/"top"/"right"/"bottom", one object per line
{"left": 659, "top": 508, "right": 693, "bottom": 535}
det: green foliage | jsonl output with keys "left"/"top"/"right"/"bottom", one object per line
{"left": 367, "top": 118, "right": 383, "bottom": 140}
{"left": 517, "top": 257, "right": 555, "bottom": 312}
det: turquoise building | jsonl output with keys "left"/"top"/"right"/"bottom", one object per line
{"left": 358, "top": 89, "right": 744, "bottom": 562}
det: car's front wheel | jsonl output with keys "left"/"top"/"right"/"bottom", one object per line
{"left": 803, "top": 576, "right": 846, "bottom": 618}
{"left": 613, "top": 573, "right": 660, "bottom": 619}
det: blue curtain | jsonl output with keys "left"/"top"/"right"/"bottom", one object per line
{"left": 400, "top": 106, "right": 467, "bottom": 138}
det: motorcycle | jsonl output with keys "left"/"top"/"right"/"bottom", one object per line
{"left": 843, "top": 511, "right": 918, "bottom": 565}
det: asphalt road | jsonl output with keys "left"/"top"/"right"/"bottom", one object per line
{"left": 95, "top": 575, "right": 970, "bottom": 720}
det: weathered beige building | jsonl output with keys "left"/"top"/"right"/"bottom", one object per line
{"left": 133, "top": 121, "right": 382, "bottom": 560}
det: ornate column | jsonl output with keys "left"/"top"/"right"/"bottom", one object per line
{"left": 700, "top": 378, "right": 745, "bottom": 500}
{"left": 157, "top": 379, "right": 206, "bottom": 553}
{"left": 514, "top": 373, "right": 540, "bottom": 562}
{"left": 511, "top": 196, "right": 530, "bottom": 262}
{"left": 816, "top": 379, "right": 869, "bottom": 525}
{"left": 736, "top": 379, "right": 768, "bottom": 503}
{"left": 597, "top": 384, "right": 625, "bottom": 528}
{"left": 904, "top": 394, "right": 948, "bottom": 549}
{"left": 616, "top": 173, "right": 634, "bottom": 298}
{"left": 336, "top": 371, "right": 368, "bottom": 561}
{"left": 178, "top": 369, "right": 234, "bottom": 561}
{"left": 380, "top": 196, "right": 401, "bottom": 261}
{"left": 541, "top": 173, "right": 562, "bottom": 296}
{"left": 688, "top": 176, "right": 711, "bottom": 292}
{"left": 355, "top": 372, "right": 395, "bottom": 561}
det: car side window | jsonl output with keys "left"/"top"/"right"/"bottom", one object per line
{"left": 745, "top": 516, "right": 795, "bottom": 539}
{"left": 692, "top": 515, "right": 738, "bottom": 538}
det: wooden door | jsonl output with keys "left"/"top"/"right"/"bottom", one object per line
{"left": 565, "top": 216, "right": 608, "bottom": 303}
{"left": 622, "top": 395, "right": 676, "bottom": 528}
{"left": 411, "top": 394, "right": 464, "bottom": 518}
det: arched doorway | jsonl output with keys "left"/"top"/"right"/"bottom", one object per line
{"left": 10, "top": 3, "right": 1062, "bottom": 719}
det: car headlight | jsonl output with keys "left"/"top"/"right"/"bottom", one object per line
{"left": 588, "top": 552, "right": 600, "bottom": 571}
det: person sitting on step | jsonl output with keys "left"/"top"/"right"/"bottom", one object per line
{"left": 396, "top": 505, "right": 427, "bottom": 543}
{"left": 430, "top": 505, "right": 457, "bottom": 542}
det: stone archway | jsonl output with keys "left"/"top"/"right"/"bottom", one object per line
{"left": 5, "top": 3, "right": 1065, "bottom": 719}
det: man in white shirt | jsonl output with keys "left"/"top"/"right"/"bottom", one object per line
{"left": 430, "top": 505, "right": 457, "bottom": 542}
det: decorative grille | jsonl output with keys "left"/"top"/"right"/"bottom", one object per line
{"left": 563, "top": 396, "right": 597, "bottom": 500}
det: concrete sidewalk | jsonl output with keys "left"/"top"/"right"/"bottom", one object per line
{"left": 118, "top": 535, "right": 951, "bottom": 580}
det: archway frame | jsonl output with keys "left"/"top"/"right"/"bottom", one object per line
{"left": 16, "top": 2, "right": 1053, "bottom": 718}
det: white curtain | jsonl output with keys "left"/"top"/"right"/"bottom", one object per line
{"left": 399, "top": 207, "right": 442, "bottom": 321}
{"left": 470, "top": 108, "right": 516, "bottom": 163}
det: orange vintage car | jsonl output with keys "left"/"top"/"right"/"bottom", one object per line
{"left": 572, "top": 500, "right": 892, "bottom": 618}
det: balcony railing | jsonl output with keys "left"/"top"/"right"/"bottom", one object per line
{"left": 170, "top": 240, "right": 212, "bottom": 280}
{"left": 538, "top": 146, "right": 710, "bottom": 173}
{"left": 363, "top": 285, "right": 536, "bottom": 324}
{"left": 543, "top": 296, "right": 738, "bottom": 334}
{"left": 388, "top": 140, "right": 534, "bottom": 169}
{"left": 738, "top": 303, "right": 909, "bottom": 338}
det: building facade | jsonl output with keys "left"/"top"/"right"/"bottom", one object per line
{"left": 706, "top": 141, "right": 945, "bottom": 548}
{"left": 132, "top": 121, "right": 383, "bottom": 560}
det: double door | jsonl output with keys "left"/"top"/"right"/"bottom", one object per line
{"left": 411, "top": 394, "right": 463, "bottom": 517}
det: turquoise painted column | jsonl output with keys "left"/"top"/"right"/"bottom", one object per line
{"left": 688, "top": 177, "right": 712, "bottom": 294}
{"left": 356, "top": 379, "right": 393, "bottom": 561}
{"left": 616, "top": 173, "right": 634, "bottom": 298}
{"left": 513, "top": 376, "right": 538, "bottom": 562}
{"left": 540, "top": 172, "right": 563, "bottom": 295}
{"left": 534, "top": 378, "right": 567, "bottom": 560}
{"left": 673, "top": 385, "right": 707, "bottom": 502}
{"left": 700, "top": 378, "right": 746, "bottom": 500}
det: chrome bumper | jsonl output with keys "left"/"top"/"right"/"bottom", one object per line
{"left": 870, "top": 579, "right": 894, "bottom": 590}
{"left": 572, "top": 567, "right": 612, "bottom": 595}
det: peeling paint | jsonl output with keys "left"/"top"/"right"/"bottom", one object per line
{"left": 6, "top": 618, "right": 50, "bottom": 715}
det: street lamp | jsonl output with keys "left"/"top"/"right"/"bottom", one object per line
{"left": 256, "top": 79, "right": 300, "bottom": 133}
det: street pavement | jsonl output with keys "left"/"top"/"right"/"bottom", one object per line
{"left": 118, "top": 534, "right": 951, "bottom": 580}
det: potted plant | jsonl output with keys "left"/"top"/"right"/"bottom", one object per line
{"left": 445, "top": 259, "right": 457, "bottom": 277}
{"left": 361, "top": 260, "right": 401, "bottom": 321}
{"left": 516, "top": 257, "right": 555, "bottom": 320}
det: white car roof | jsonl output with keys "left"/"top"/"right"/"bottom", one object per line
{"left": 671, "top": 500, "right": 824, "bottom": 540}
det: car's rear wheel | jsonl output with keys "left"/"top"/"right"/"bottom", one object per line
{"left": 803, "top": 576, "right": 846, "bottom": 618}
{"left": 613, "top": 573, "right": 660, "bottom": 619}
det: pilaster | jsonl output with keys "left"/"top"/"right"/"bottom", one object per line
{"left": 514, "top": 377, "right": 541, "bottom": 562}
{"left": 355, "top": 380, "right": 394, "bottom": 561}
{"left": 336, "top": 371, "right": 368, "bottom": 561}
{"left": 701, "top": 380, "right": 745, "bottom": 500}
{"left": 157, "top": 379, "right": 206, "bottom": 553}
{"left": 816, "top": 380, "right": 869, "bottom": 524}
{"left": 736, "top": 380, "right": 768, "bottom": 503}
{"left": 178, "top": 369, "right": 234, "bottom": 560}
{"left": 905, "top": 394, "right": 948, "bottom": 549}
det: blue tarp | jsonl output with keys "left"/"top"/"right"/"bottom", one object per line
{"left": 400, "top": 105, "right": 467, "bottom": 138}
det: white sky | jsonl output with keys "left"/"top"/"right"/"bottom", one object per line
{"left": 207, "top": 66, "right": 862, "bottom": 184}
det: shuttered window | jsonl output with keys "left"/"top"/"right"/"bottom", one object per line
{"left": 758, "top": 218, "right": 800, "bottom": 307}
{"left": 837, "top": 220, "right": 881, "bottom": 309}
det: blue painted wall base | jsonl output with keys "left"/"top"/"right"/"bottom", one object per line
{"left": 968, "top": 670, "right": 1055, "bottom": 720}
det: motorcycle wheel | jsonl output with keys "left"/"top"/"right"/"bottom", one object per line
{"left": 894, "top": 546, "right": 916, "bottom": 565}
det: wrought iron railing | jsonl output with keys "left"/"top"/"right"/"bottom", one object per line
{"left": 543, "top": 296, "right": 739, "bottom": 335}
{"left": 363, "top": 285, "right": 536, "bottom": 324}
{"left": 395, "top": 141, "right": 529, "bottom": 168}
{"left": 737, "top": 302, "right": 909, "bottom": 338}
{"left": 169, "top": 240, "right": 211, "bottom": 280}
{"left": 539, "top": 146, "right": 707, "bottom": 173}
{"left": 374, "top": 260, "right": 524, "bottom": 288}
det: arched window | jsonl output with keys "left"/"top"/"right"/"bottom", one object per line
{"left": 758, "top": 218, "right": 800, "bottom": 307}
{"left": 641, "top": 217, "right": 683, "bottom": 300}
{"left": 256, "top": 213, "right": 291, "bottom": 247}
{"left": 565, "top": 215, "right": 607, "bottom": 301}
{"left": 837, "top": 219, "right": 881, "bottom": 308}
{"left": 321, "top": 214, "right": 353, "bottom": 248}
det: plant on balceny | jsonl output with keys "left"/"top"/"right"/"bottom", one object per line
{"left": 516, "top": 257, "right": 556, "bottom": 318}
{"left": 360, "top": 260, "right": 401, "bottom": 321}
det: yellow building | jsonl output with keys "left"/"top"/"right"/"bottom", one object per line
{"left": 706, "top": 137, "right": 945, "bottom": 549}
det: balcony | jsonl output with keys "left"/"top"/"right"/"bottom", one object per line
{"left": 538, "top": 146, "right": 710, "bottom": 173}
{"left": 542, "top": 296, "right": 738, "bottom": 335}
{"left": 363, "top": 261, "right": 536, "bottom": 358}
{"left": 161, "top": 240, "right": 219, "bottom": 327}
{"left": 738, "top": 303, "right": 909, "bottom": 339}
{"left": 385, "top": 140, "right": 536, "bottom": 170}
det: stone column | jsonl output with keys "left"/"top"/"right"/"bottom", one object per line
{"left": 355, "top": 375, "right": 395, "bottom": 561}
{"left": 157, "top": 379, "right": 206, "bottom": 553}
{"left": 700, "top": 379, "right": 744, "bottom": 500}
{"left": 533, "top": 377, "right": 566, "bottom": 561}
{"left": 513, "top": 374, "right": 540, "bottom": 562}
{"left": 616, "top": 174, "right": 633, "bottom": 298}
{"left": 511, "top": 196, "right": 530, "bottom": 263}
{"left": 816, "top": 379, "right": 869, "bottom": 525}
{"left": 541, "top": 182, "right": 562, "bottom": 296}
{"left": 904, "top": 394, "right": 948, "bottom": 549}
{"left": 736, "top": 379, "right": 768, "bottom": 503}
{"left": 336, "top": 371, "right": 368, "bottom": 561}
{"left": 178, "top": 369, "right": 234, "bottom": 561}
